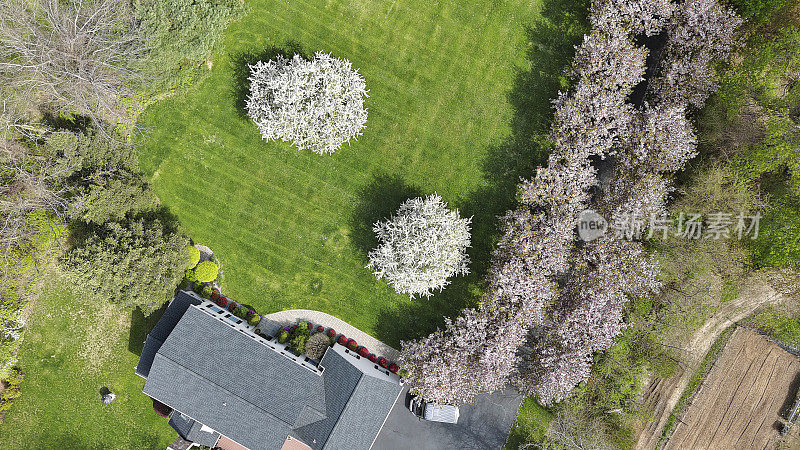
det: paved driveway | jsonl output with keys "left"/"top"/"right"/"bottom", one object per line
{"left": 372, "top": 387, "right": 523, "bottom": 450}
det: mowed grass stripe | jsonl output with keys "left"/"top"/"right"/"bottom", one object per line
{"left": 162, "top": 179, "right": 378, "bottom": 294}
{"left": 138, "top": 0, "right": 544, "bottom": 337}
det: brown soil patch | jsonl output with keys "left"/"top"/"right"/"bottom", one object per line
{"left": 665, "top": 327, "right": 800, "bottom": 450}
{"left": 636, "top": 281, "right": 784, "bottom": 449}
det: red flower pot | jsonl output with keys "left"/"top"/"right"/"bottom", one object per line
{"left": 358, "top": 347, "right": 369, "bottom": 357}
{"left": 368, "top": 354, "right": 378, "bottom": 363}
{"left": 218, "top": 298, "right": 228, "bottom": 307}
{"left": 306, "top": 322, "right": 313, "bottom": 330}
{"left": 337, "top": 335, "right": 347, "bottom": 345}
{"left": 388, "top": 363, "right": 399, "bottom": 373}
{"left": 316, "top": 325, "right": 325, "bottom": 332}
{"left": 228, "top": 302, "right": 238, "bottom": 311}
{"left": 347, "top": 339, "right": 358, "bottom": 351}
{"left": 327, "top": 328, "right": 336, "bottom": 337}
{"left": 211, "top": 290, "right": 221, "bottom": 300}
{"left": 378, "top": 357, "right": 388, "bottom": 368}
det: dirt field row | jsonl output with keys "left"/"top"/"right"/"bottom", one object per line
{"left": 666, "top": 327, "right": 800, "bottom": 450}
{"left": 635, "top": 282, "right": 784, "bottom": 449}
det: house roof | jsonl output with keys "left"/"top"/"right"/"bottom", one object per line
{"left": 169, "top": 412, "right": 220, "bottom": 447}
{"left": 139, "top": 291, "right": 402, "bottom": 450}
{"left": 292, "top": 345, "right": 403, "bottom": 450}
{"left": 136, "top": 291, "right": 200, "bottom": 378}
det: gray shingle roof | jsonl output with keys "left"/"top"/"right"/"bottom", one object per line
{"left": 169, "top": 412, "right": 220, "bottom": 447}
{"left": 292, "top": 346, "right": 403, "bottom": 450}
{"left": 136, "top": 291, "right": 200, "bottom": 378}
{"left": 140, "top": 292, "right": 402, "bottom": 450}
{"left": 143, "top": 306, "right": 326, "bottom": 449}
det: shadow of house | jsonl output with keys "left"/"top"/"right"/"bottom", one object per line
{"left": 369, "top": 0, "right": 590, "bottom": 347}
{"left": 128, "top": 302, "right": 169, "bottom": 356}
{"left": 230, "top": 40, "right": 308, "bottom": 119}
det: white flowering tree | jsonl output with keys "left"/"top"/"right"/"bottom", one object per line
{"left": 399, "top": 0, "right": 741, "bottom": 406}
{"left": 367, "top": 194, "right": 471, "bottom": 299}
{"left": 650, "top": 0, "right": 743, "bottom": 108}
{"left": 246, "top": 51, "right": 368, "bottom": 155}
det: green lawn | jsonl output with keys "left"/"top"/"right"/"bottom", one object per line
{"left": 0, "top": 278, "right": 175, "bottom": 449}
{"left": 137, "top": 0, "right": 583, "bottom": 346}
{"left": 1, "top": 0, "right": 590, "bottom": 448}
{"left": 506, "top": 396, "right": 553, "bottom": 448}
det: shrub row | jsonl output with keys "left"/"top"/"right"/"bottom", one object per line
{"left": 211, "top": 290, "right": 261, "bottom": 326}
{"left": 296, "top": 322, "right": 400, "bottom": 374}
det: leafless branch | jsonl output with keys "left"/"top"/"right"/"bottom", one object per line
{"left": 0, "top": 0, "right": 147, "bottom": 127}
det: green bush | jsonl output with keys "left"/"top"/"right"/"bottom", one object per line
{"left": 63, "top": 216, "right": 191, "bottom": 313}
{"left": 748, "top": 194, "right": 800, "bottom": 268}
{"left": 728, "top": 0, "right": 787, "bottom": 23}
{"left": 278, "top": 330, "right": 289, "bottom": 343}
{"left": 290, "top": 333, "right": 309, "bottom": 354}
{"left": 194, "top": 261, "right": 219, "bottom": 283}
{"left": 289, "top": 323, "right": 311, "bottom": 353}
{"left": 188, "top": 245, "right": 200, "bottom": 268}
{"left": 185, "top": 269, "right": 197, "bottom": 283}
{"left": 201, "top": 285, "right": 213, "bottom": 298}
{"left": 247, "top": 314, "right": 261, "bottom": 326}
{"left": 134, "top": 0, "right": 246, "bottom": 70}
{"left": 0, "top": 367, "right": 25, "bottom": 414}
{"left": 743, "top": 309, "right": 800, "bottom": 347}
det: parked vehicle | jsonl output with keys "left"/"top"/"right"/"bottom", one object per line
{"left": 408, "top": 395, "right": 460, "bottom": 423}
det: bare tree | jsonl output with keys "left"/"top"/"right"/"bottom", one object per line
{"left": 0, "top": 137, "right": 72, "bottom": 279}
{"left": 0, "top": 0, "right": 146, "bottom": 126}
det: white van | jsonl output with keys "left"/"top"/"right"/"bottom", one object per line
{"left": 408, "top": 395, "right": 460, "bottom": 423}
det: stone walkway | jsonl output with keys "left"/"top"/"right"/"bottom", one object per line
{"left": 263, "top": 309, "right": 400, "bottom": 361}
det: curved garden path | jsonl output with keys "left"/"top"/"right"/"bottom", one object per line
{"left": 264, "top": 309, "right": 400, "bottom": 361}
{"left": 635, "top": 280, "right": 783, "bottom": 449}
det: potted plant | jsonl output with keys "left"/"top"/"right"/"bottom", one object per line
{"left": 211, "top": 290, "right": 221, "bottom": 301}
{"left": 248, "top": 314, "right": 261, "bottom": 327}
{"left": 346, "top": 339, "right": 358, "bottom": 351}
{"left": 316, "top": 325, "right": 325, "bottom": 333}
{"left": 217, "top": 297, "right": 228, "bottom": 307}
{"left": 326, "top": 328, "right": 336, "bottom": 337}
{"left": 228, "top": 301, "right": 239, "bottom": 311}
{"left": 388, "top": 363, "right": 399, "bottom": 373}
{"left": 378, "top": 357, "right": 388, "bottom": 368}
{"left": 306, "top": 322, "right": 313, "bottom": 330}
{"left": 368, "top": 354, "right": 378, "bottom": 363}
{"left": 358, "top": 347, "right": 369, "bottom": 357}
{"left": 337, "top": 335, "right": 348, "bottom": 345}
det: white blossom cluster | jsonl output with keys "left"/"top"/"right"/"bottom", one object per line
{"left": 400, "top": 0, "right": 742, "bottom": 406}
{"left": 0, "top": 309, "right": 25, "bottom": 341}
{"left": 649, "top": 0, "right": 743, "bottom": 108}
{"left": 246, "top": 51, "right": 368, "bottom": 155}
{"left": 367, "top": 194, "right": 471, "bottom": 299}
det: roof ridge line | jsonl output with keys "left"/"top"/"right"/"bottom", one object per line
{"left": 309, "top": 354, "right": 366, "bottom": 448}
{"left": 153, "top": 352, "right": 297, "bottom": 428}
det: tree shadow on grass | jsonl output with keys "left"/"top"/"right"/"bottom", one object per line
{"left": 230, "top": 40, "right": 308, "bottom": 119}
{"left": 349, "top": 174, "right": 424, "bottom": 259}
{"left": 370, "top": 0, "right": 589, "bottom": 348}
{"left": 127, "top": 302, "right": 168, "bottom": 356}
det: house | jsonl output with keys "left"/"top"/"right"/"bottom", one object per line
{"left": 136, "top": 291, "right": 404, "bottom": 450}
